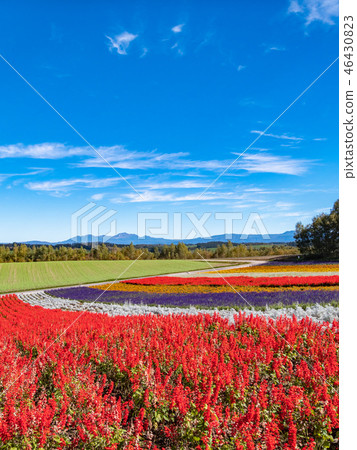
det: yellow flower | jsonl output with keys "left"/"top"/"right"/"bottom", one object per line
{"left": 92, "top": 283, "right": 338, "bottom": 294}
{"left": 211, "top": 264, "right": 339, "bottom": 274}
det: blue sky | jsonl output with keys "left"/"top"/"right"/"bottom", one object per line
{"left": 0, "top": 0, "right": 338, "bottom": 242}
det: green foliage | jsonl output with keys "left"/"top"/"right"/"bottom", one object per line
{"left": 294, "top": 200, "right": 339, "bottom": 259}
{"left": 0, "top": 240, "right": 297, "bottom": 263}
{"left": 212, "top": 241, "right": 298, "bottom": 258}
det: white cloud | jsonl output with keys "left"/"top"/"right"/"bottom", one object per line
{"left": 77, "top": 147, "right": 197, "bottom": 170}
{"left": 313, "top": 137, "right": 327, "bottom": 141}
{"left": 139, "top": 180, "right": 209, "bottom": 190}
{"left": 112, "top": 190, "right": 247, "bottom": 204}
{"left": 265, "top": 46, "right": 286, "bottom": 52}
{"left": 242, "top": 186, "right": 337, "bottom": 195}
{"left": 91, "top": 193, "right": 106, "bottom": 201}
{"left": 172, "top": 24, "right": 184, "bottom": 33}
{"left": 237, "top": 65, "right": 246, "bottom": 71}
{"left": 251, "top": 130, "right": 303, "bottom": 141}
{"left": 0, "top": 174, "right": 9, "bottom": 183}
{"left": 0, "top": 143, "right": 223, "bottom": 171}
{"left": 0, "top": 143, "right": 88, "bottom": 159}
{"left": 235, "top": 153, "right": 312, "bottom": 176}
{"left": 111, "top": 178, "right": 308, "bottom": 203}
{"left": 140, "top": 47, "right": 149, "bottom": 58}
{"left": 106, "top": 32, "right": 138, "bottom": 55}
{"left": 0, "top": 168, "right": 51, "bottom": 184}
{"left": 288, "top": 0, "right": 338, "bottom": 25}
{"left": 1, "top": 142, "right": 313, "bottom": 181}
{"left": 275, "top": 202, "right": 295, "bottom": 210}
{"left": 25, "top": 177, "right": 120, "bottom": 196}
{"left": 288, "top": 0, "right": 304, "bottom": 13}
{"left": 171, "top": 42, "right": 184, "bottom": 56}
{"left": 284, "top": 211, "right": 305, "bottom": 217}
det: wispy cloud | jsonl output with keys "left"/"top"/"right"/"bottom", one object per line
{"left": 91, "top": 193, "right": 106, "bottom": 201}
{"left": 237, "top": 65, "right": 246, "bottom": 72}
{"left": 288, "top": 0, "right": 338, "bottom": 25}
{"left": 140, "top": 47, "right": 149, "bottom": 58}
{"left": 139, "top": 180, "right": 210, "bottom": 190}
{"left": 110, "top": 182, "right": 308, "bottom": 204}
{"left": 76, "top": 148, "right": 224, "bottom": 172}
{"left": 92, "top": 148, "right": 312, "bottom": 178}
{"left": 172, "top": 24, "right": 184, "bottom": 33}
{"left": 76, "top": 147, "right": 195, "bottom": 170}
{"left": 25, "top": 177, "right": 120, "bottom": 196}
{"left": 242, "top": 186, "right": 337, "bottom": 195}
{"left": 1, "top": 142, "right": 313, "bottom": 183}
{"left": 313, "top": 137, "right": 327, "bottom": 141}
{"left": 250, "top": 147, "right": 269, "bottom": 152}
{"left": 0, "top": 143, "right": 88, "bottom": 159}
{"left": 250, "top": 130, "right": 303, "bottom": 141}
{"left": 171, "top": 42, "right": 184, "bottom": 56}
{"left": 288, "top": 0, "right": 304, "bottom": 13}
{"left": 234, "top": 153, "right": 312, "bottom": 176}
{"left": 106, "top": 31, "right": 138, "bottom": 55}
{"left": 112, "top": 190, "right": 247, "bottom": 204}
{"left": 265, "top": 46, "right": 286, "bottom": 53}
{"left": 275, "top": 201, "right": 295, "bottom": 210}
{"left": 0, "top": 168, "right": 51, "bottom": 184}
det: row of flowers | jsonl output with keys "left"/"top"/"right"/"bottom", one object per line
{"left": 212, "top": 264, "right": 339, "bottom": 274}
{"left": 0, "top": 294, "right": 338, "bottom": 449}
{"left": 47, "top": 286, "right": 339, "bottom": 309}
{"left": 121, "top": 275, "right": 339, "bottom": 287}
{"left": 94, "top": 282, "right": 339, "bottom": 294}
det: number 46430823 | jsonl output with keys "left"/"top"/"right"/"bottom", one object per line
{"left": 344, "top": 16, "right": 354, "bottom": 75}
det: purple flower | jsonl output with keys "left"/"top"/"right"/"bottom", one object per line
{"left": 46, "top": 287, "right": 338, "bottom": 309}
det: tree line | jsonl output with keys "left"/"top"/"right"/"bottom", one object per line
{"left": 0, "top": 241, "right": 297, "bottom": 263}
{"left": 294, "top": 199, "right": 339, "bottom": 259}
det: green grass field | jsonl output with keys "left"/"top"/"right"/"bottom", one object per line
{"left": 0, "top": 260, "right": 224, "bottom": 293}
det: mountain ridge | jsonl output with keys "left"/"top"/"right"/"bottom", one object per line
{"left": 6, "top": 230, "right": 296, "bottom": 246}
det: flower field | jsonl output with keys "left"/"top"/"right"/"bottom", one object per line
{"left": 4, "top": 261, "right": 339, "bottom": 447}
{"left": 47, "top": 286, "right": 338, "bottom": 310}
{"left": 90, "top": 283, "right": 339, "bottom": 294}
{"left": 45, "top": 262, "right": 339, "bottom": 313}
{"left": 120, "top": 275, "right": 338, "bottom": 287}
{"left": 213, "top": 264, "right": 339, "bottom": 274}
{"left": 0, "top": 294, "right": 338, "bottom": 449}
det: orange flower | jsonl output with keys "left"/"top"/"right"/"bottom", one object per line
{"left": 211, "top": 264, "right": 339, "bottom": 274}
{"left": 92, "top": 283, "right": 339, "bottom": 294}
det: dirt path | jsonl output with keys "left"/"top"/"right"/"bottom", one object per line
{"left": 168, "top": 259, "right": 268, "bottom": 276}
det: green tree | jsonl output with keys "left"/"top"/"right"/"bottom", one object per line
{"left": 169, "top": 243, "right": 176, "bottom": 259}
{"left": 227, "top": 240, "right": 234, "bottom": 257}
{"left": 294, "top": 200, "right": 339, "bottom": 259}
{"left": 176, "top": 242, "right": 190, "bottom": 259}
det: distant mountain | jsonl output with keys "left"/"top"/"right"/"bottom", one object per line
{"left": 19, "top": 240, "right": 53, "bottom": 245}
{"left": 9, "top": 230, "right": 295, "bottom": 246}
{"left": 198, "top": 230, "right": 295, "bottom": 244}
